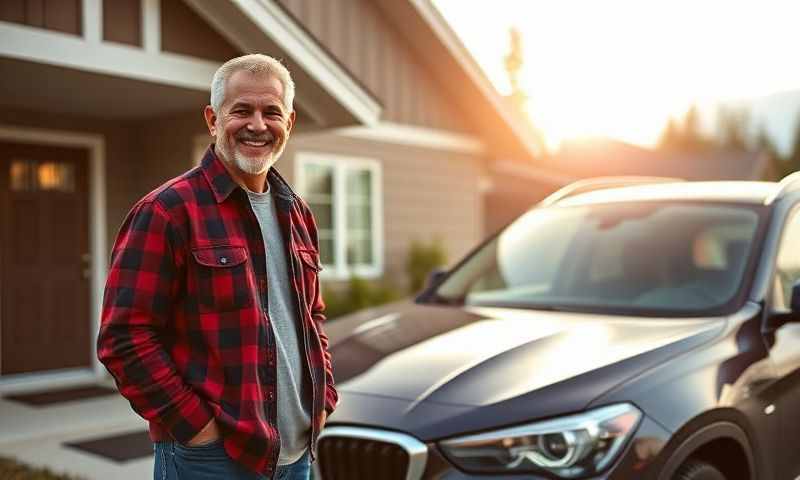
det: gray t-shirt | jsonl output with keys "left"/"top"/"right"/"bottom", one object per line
{"left": 246, "top": 187, "right": 311, "bottom": 465}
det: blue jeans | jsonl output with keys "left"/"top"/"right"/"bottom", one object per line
{"left": 153, "top": 440, "right": 310, "bottom": 480}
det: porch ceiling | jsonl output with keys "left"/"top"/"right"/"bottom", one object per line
{"left": 0, "top": 57, "right": 314, "bottom": 124}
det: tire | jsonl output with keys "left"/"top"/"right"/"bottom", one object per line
{"left": 672, "top": 459, "right": 727, "bottom": 480}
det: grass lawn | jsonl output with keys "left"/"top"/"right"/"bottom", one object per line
{"left": 0, "top": 457, "right": 85, "bottom": 480}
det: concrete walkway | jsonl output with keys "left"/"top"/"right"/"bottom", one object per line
{"left": 0, "top": 384, "right": 153, "bottom": 480}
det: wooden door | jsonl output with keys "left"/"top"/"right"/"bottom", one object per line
{"left": 0, "top": 142, "right": 91, "bottom": 375}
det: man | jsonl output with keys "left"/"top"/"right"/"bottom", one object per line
{"left": 97, "top": 54, "right": 337, "bottom": 480}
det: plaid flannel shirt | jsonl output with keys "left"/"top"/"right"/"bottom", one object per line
{"left": 97, "top": 147, "right": 337, "bottom": 476}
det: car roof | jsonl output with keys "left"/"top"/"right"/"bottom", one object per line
{"left": 554, "top": 181, "right": 780, "bottom": 207}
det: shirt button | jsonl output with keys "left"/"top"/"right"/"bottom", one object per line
{"left": 219, "top": 256, "right": 228, "bottom": 265}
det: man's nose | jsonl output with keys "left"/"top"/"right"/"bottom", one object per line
{"left": 248, "top": 112, "right": 268, "bottom": 132}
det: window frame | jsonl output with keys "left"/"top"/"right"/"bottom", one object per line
{"left": 295, "top": 152, "right": 383, "bottom": 280}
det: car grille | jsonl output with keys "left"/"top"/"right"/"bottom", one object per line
{"left": 315, "top": 427, "right": 429, "bottom": 480}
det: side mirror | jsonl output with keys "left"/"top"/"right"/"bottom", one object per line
{"left": 415, "top": 269, "right": 448, "bottom": 303}
{"left": 426, "top": 269, "right": 448, "bottom": 289}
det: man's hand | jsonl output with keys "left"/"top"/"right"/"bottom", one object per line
{"left": 187, "top": 418, "right": 220, "bottom": 446}
{"left": 319, "top": 411, "right": 328, "bottom": 432}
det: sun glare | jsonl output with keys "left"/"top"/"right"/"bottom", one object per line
{"left": 434, "top": 0, "right": 800, "bottom": 151}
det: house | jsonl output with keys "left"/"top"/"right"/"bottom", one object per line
{"left": 0, "top": 0, "right": 559, "bottom": 391}
{"left": 548, "top": 137, "right": 770, "bottom": 181}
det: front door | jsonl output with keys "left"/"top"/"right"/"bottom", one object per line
{"left": 0, "top": 142, "right": 90, "bottom": 375}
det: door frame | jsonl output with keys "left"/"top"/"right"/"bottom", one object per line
{"left": 0, "top": 125, "right": 107, "bottom": 393}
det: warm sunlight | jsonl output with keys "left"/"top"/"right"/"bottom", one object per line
{"left": 433, "top": 0, "right": 800, "bottom": 151}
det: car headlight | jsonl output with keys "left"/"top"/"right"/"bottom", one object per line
{"left": 438, "top": 403, "right": 641, "bottom": 478}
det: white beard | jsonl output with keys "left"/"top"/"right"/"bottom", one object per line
{"left": 217, "top": 133, "right": 286, "bottom": 175}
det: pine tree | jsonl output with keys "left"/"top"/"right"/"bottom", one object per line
{"left": 786, "top": 114, "right": 800, "bottom": 177}
{"left": 658, "top": 117, "right": 682, "bottom": 150}
{"left": 717, "top": 106, "right": 750, "bottom": 151}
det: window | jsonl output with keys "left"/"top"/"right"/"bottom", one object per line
{"left": 9, "top": 159, "right": 76, "bottom": 192}
{"left": 774, "top": 207, "right": 800, "bottom": 310}
{"left": 296, "top": 153, "right": 382, "bottom": 279}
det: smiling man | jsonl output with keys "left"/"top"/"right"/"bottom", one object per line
{"left": 97, "top": 54, "right": 337, "bottom": 480}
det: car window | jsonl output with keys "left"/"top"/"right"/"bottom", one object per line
{"left": 773, "top": 206, "right": 800, "bottom": 310}
{"left": 433, "top": 202, "right": 765, "bottom": 317}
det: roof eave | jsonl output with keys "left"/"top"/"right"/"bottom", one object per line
{"left": 184, "top": 0, "right": 382, "bottom": 128}
{"left": 375, "top": 0, "right": 545, "bottom": 160}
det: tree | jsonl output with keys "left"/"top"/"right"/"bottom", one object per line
{"left": 504, "top": 27, "right": 528, "bottom": 113}
{"left": 756, "top": 125, "right": 783, "bottom": 181}
{"left": 658, "top": 117, "right": 682, "bottom": 150}
{"left": 658, "top": 105, "right": 710, "bottom": 151}
{"left": 785, "top": 114, "right": 800, "bottom": 176}
{"left": 717, "top": 106, "right": 751, "bottom": 151}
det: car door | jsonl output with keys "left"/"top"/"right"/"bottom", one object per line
{"left": 766, "top": 204, "right": 800, "bottom": 478}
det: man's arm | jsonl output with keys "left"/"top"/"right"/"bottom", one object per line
{"left": 97, "top": 199, "right": 214, "bottom": 443}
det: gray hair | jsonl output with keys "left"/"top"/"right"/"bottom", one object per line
{"left": 210, "top": 54, "right": 295, "bottom": 113}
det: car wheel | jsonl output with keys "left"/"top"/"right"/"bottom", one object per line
{"left": 672, "top": 459, "right": 726, "bottom": 480}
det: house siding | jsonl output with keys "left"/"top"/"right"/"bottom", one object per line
{"left": 277, "top": 0, "right": 475, "bottom": 135}
{"left": 281, "top": 131, "right": 486, "bottom": 288}
{"left": 0, "top": 0, "right": 82, "bottom": 36}
{"left": 160, "top": 0, "right": 239, "bottom": 62}
{"left": 102, "top": 0, "right": 141, "bottom": 47}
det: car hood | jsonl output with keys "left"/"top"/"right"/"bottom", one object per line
{"left": 325, "top": 302, "right": 725, "bottom": 439}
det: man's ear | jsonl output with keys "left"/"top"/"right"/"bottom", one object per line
{"left": 286, "top": 110, "right": 296, "bottom": 135}
{"left": 203, "top": 105, "right": 218, "bottom": 136}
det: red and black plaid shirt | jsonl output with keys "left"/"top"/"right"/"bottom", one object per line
{"left": 98, "top": 147, "right": 337, "bottom": 476}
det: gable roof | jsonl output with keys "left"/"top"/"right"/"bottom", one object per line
{"left": 184, "top": 0, "right": 381, "bottom": 128}
{"left": 374, "top": 0, "right": 545, "bottom": 160}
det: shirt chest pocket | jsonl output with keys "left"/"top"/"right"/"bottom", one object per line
{"left": 191, "top": 245, "right": 253, "bottom": 313}
{"left": 295, "top": 248, "right": 322, "bottom": 308}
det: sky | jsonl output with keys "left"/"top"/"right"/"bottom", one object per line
{"left": 433, "top": 0, "right": 800, "bottom": 152}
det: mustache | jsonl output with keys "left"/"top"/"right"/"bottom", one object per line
{"left": 236, "top": 132, "right": 275, "bottom": 142}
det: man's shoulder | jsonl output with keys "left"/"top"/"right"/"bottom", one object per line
{"left": 136, "top": 166, "right": 208, "bottom": 213}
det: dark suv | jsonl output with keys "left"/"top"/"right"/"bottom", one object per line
{"left": 315, "top": 175, "right": 800, "bottom": 480}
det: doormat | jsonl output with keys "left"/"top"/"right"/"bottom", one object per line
{"left": 5, "top": 385, "right": 118, "bottom": 406}
{"left": 65, "top": 431, "right": 153, "bottom": 463}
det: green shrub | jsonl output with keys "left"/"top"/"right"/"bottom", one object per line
{"left": 405, "top": 239, "right": 447, "bottom": 293}
{"left": 0, "top": 457, "right": 84, "bottom": 480}
{"left": 323, "top": 276, "right": 401, "bottom": 320}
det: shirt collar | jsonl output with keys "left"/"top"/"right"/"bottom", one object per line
{"left": 200, "top": 144, "right": 297, "bottom": 204}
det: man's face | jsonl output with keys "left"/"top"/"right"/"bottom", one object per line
{"left": 204, "top": 70, "right": 295, "bottom": 176}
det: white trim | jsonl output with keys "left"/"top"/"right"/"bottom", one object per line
{"left": 332, "top": 122, "right": 486, "bottom": 155}
{"left": 295, "top": 152, "right": 384, "bottom": 280}
{"left": 142, "top": 0, "right": 161, "bottom": 54}
{"left": 82, "top": 0, "right": 102, "bottom": 43}
{"left": 0, "top": 125, "right": 107, "bottom": 384}
{"left": 0, "top": 21, "right": 218, "bottom": 91}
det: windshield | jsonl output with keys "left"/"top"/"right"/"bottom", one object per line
{"left": 432, "top": 202, "right": 765, "bottom": 316}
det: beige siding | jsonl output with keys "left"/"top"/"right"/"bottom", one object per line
{"left": 277, "top": 0, "right": 474, "bottom": 135}
{"left": 281, "top": 131, "right": 486, "bottom": 289}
